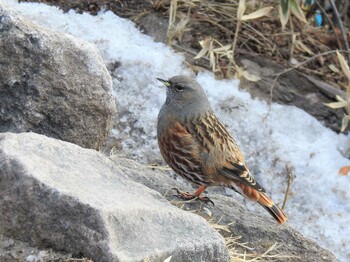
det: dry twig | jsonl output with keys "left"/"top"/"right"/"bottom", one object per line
{"left": 329, "top": 0, "right": 350, "bottom": 63}
{"left": 282, "top": 165, "right": 294, "bottom": 210}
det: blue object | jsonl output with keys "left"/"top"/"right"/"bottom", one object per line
{"left": 315, "top": 10, "right": 322, "bottom": 26}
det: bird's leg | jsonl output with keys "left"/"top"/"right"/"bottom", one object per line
{"left": 172, "top": 185, "right": 214, "bottom": 205}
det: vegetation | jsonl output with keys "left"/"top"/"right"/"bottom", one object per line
{"left": 157, "top": 0, "right": 350, "bottom": 131}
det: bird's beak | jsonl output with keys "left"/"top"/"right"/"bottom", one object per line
{"left": 157, "top": 78, "right": 171, "bottom": 87}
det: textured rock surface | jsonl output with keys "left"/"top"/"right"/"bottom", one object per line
{"left": 238, "top": 55, "right": 345, "bottom": 132}
{"left": 111, "top": 157, "right": 338, "bottom": 262}
{"left": 0, "top": 132, "right": 229, "bottom": 262}
{"left": 0, "top": 234, "right": 74, "bottom": 262}
{"left": 0, "top": 4, "right": 116, "bottom": 149}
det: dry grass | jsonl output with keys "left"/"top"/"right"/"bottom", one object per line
{"left": 145, "top": 163, "right": 173, "bottom": 171}
{"left": 209, "top": 218, "right": 297, "bottom": 261}
{"left": 154, "top": 0, "right": 349, "bottom": 89}
{"left": 65, "top": 259, "right": 93, "bottom": 262}
{"left": 168, "top": 200, "right": 296, "bottom": 261}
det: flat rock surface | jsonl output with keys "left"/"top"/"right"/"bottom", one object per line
{"left": 0, "top": 132, "right": 229, "bottom": 262}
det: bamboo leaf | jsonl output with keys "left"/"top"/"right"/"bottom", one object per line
{"left": 328, "top": 64, "right": 340, "bottom": 73}
{"left": 324, "top": 101, "right": 348, "bottom": 109}
{"left": 242, "top": 6, "right": 273, "bottom": 21}
{"left": 335, "top": 95, "right": 346, "bottom": 102}
{"left": 213, "top": 45, "right": 232, "bottom": 53}
{"left": 341, "top": 114, "right": 349, "bottom": 132}
{"left": 235, "top": 66, "right": 261, "bottom": 82}
{"left": 279, "top": 0, "right": 289, "bottom": 29}
{"left": 290, "top": 0, "right": 307, "bottom": 23}
{"left": 295, "top": 40, "right": 314, "bottom": 55}
{"left": 235, "top": 66, "right": 244, "bottom": 79}
{"left": 194, "top": 37, "right": 211, "bottom": 59}
{"left": 237, "top": 0, "right": 246, "bottom": 21}
{"left": 243, "top": 71, "right": 261, "bottom": 82}
{"left": 336, "top": 51, "right": 350, "bottom": 82}
{"left": 210, "top": 51, "right": 215, "bottom": 71}
{"left": 280, "top": 0, "right": 289, "bottom": 15}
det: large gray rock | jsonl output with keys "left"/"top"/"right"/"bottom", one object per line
{"left": 0, "top": 4, "right": 116, "bottom": 149}
{"left": 0, "top": 132, "right": 229, "bottom": 262}
{"left": 111, "top": 157, "right": 338, "bottom": 262}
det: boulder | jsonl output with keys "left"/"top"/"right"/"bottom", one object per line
{"left": 0, "top": 4, "right": 116, "bottom": 149}
{"left": 0, "top": 132, "right": 229, "bottom": 262}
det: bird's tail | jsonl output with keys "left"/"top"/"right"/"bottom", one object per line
{"left": 257, "top": 192, "right": 287, "bottom": 224}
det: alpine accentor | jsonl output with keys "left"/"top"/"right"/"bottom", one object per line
{"left": 157, "top": 75, "right": 287, "bottom": 224}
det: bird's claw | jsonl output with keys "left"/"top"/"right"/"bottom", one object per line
{"left": 171, "top": 188, "right": 214, "bottom": 206}
{"left": 197, "top": 196, "right": 215, "bottom": 206}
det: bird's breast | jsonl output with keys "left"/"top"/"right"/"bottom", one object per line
{"left": 157, "top": 120, "right": 211, "bottom": 185}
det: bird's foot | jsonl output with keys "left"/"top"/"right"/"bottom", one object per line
{"left": 172, "top": 188, "right": 214, "bottom": 206}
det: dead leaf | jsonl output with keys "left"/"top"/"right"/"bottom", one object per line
{"left": 328, "top": 64, "right": 340, "bottom": 73}
{"left": 335, "top": 95, "right": 346, "bottom": 102}
{"left": 194, "top": 37, "right": 212, "bottom": 59}
{"left": 279, "top": 0, "right": 289, "bottom": 29}
{"left": 290, "top": 0, "right": 307, "bottom": 23}
{"left": 235, "top": 66, "right": 261, "bottom": 82}
{"left": 295, "top": 40, "right": 314, "bottom": 55}
{"left": 339, "top": 166, "right": 350, "bottom": 176}
{"left": 242, "top": 6, "right": 273, "bottom": 21}
{"left": 341, "top": 114, "right": 349, "bottom": 132}
{"left": 237, "top": 0, "right": 246, "bottom": 21}
{"left": 336, "top": 51, "right": 350, "bottom": 82}
{"left": 324, "top": 101, "right": 347, "bottom": 109}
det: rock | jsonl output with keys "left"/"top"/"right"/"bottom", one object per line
{"left": 24, "top": 255, "right": 36, "bottom": 262}
{"left": 0, "top": 234, "right": 74, "bottom": 262}
{"left": 0, "top": 4, "right": 116, "bottom": 150}
{"left": 238, "top": 55, "right": 345, "bottom": 132}
{"left": 0, "top": 132, "right": 229, "bottom": 262}
{"left": 111, "top": 157, "right": 338, "bottom": 262}
{"left": 136, "top": 12, "right": 169, "bottom": 43}
{"left": 208, "top": 195, "right": 337, "bottom": 262}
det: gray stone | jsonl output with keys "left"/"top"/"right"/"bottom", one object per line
{"left": 0, "top": 132, "right": 229, "bottom": 262}
{"left": 0, "top": 234, "right": 75, "bottom": 262}
{"left": 0, "top": 4, "right": 116, "bottom": 149}
{"left": 25, "top": 255, "right": 36, "bottom": 262}
{"left": 111, "top": 157, "right": 338, "bottom": 262}
{"left": 238, "top": 55, "right": 345, "bottom": 132}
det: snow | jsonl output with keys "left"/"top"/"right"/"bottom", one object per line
{"left": 2, "top": 0, "right": 350, "bottom": 260}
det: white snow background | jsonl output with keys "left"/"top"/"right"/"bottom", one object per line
{"left": 2, "top": 0, "right": 350, "bottom": 260}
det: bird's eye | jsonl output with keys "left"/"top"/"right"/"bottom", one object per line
{"left": 174, "top": 84, "right": 184, "bottom": 92}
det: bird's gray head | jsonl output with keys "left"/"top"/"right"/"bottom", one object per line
{"left": 157, "top": 75, "right": 211, "bottom": 117}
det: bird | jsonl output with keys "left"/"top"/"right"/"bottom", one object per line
{"left": 157, "top": 75, "right": 287, "bottom": 224}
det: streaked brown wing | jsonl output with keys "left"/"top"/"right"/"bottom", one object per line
{"left": 219, "top": 161, "right": 266, "bottom": 193}
{"left": 189, "top": 110, "right": 266, "bottom": 193}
